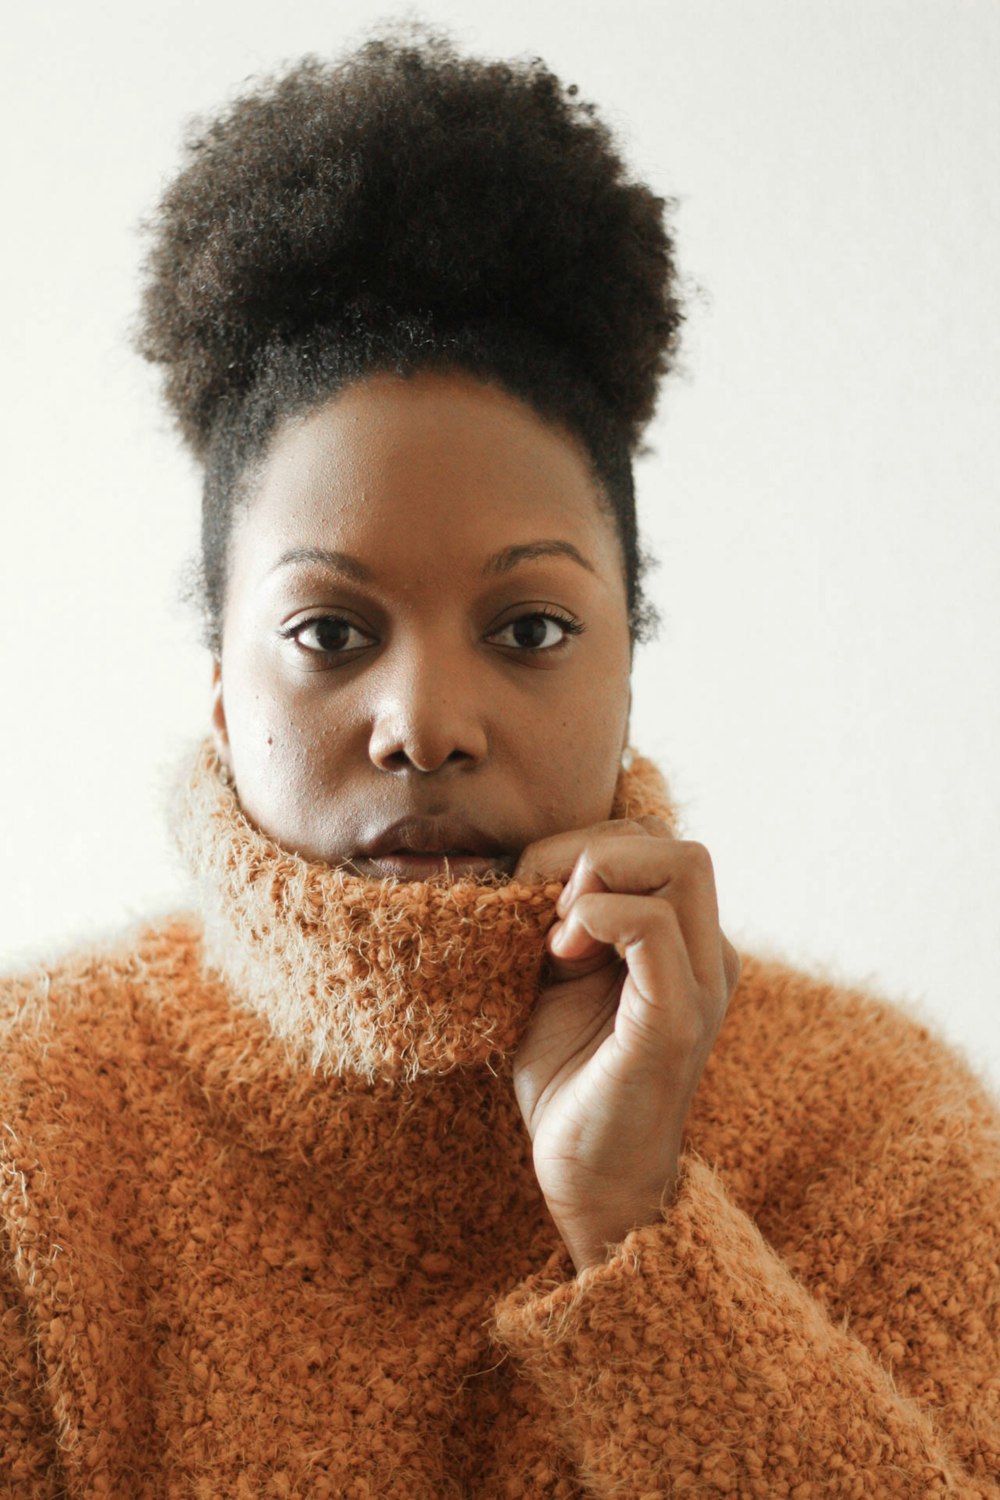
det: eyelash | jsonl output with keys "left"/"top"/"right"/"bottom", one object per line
{"left": 279, "top": 609, "right": 585, "bottom": 658}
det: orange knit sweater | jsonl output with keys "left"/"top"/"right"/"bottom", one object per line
{"left": 2, "top": 741, "right": 999, "bottom": 1498}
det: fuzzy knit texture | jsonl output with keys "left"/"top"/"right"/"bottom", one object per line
{"left": 2, "top": 741, "right": 999, "bottom": 1498}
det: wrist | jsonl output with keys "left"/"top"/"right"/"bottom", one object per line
{"left": 556, "top": 1182, "right": 678, "bottom": 1276}
{"left": 562, "top": 1217, "right": 649, "bottom": 1276}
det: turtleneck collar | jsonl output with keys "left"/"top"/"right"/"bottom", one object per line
{"left": 170, "top": 738, "right": 679, "bottom": 1088}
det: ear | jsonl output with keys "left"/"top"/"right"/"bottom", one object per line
{"left": 210, "top": 658, "right": 233, "bottom": 774}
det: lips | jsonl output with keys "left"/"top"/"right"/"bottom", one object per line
{"left": 350, "top": 816, "right": 515, "bottom": 881}
{"left": 359, "top": 816, "right": 505, "bottom": 859}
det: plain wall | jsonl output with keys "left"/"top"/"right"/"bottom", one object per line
{"left": 2, "top": 0, "right": 998, "bottom": 1086}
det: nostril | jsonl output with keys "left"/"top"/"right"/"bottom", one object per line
{"left": 381, "top": 750, "right": 415, "bottom": 772}
{"left": 378, "top": 747, "right": 476, "bottom": 774}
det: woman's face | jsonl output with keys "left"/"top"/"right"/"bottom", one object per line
{"left": 212, "top": 368, "right": 633, "bottom": 879}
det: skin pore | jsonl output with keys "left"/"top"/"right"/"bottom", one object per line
{"left": 211, "top": 368, "right": 634, "bottom": 873}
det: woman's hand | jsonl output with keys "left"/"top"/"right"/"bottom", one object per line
{"left": 511, "top": 818, "right": 742, "bottom": 1275}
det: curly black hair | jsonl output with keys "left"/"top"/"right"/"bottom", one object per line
{"left": 137, "top": 23, "right": 684, "bottom": 653}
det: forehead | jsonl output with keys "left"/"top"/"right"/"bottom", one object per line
{"left": 235, "top": 369, "right": 619, "bottom": 573}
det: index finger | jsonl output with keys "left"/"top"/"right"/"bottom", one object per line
{"left": 512, "top": 815, "right": 673, "bottom": 887}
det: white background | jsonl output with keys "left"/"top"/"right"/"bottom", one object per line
{"left": 1, "top": 2, "right": 998, "bottom": 1088}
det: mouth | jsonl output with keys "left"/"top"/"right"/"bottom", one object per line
{"left": 347, "top": 812, "right": 520, "bottom": 882}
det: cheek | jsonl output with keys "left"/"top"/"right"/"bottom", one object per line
{"left": 231, "top": 704, "right": 356, "bottom": 797}
{"left": 228, "top": 721, "right": 355, "bottom": 859}
{"left": 517, "top": 677, "right": 630, "bottom": 831}
{"left": 218, "top": 642, "right": 336, "bottom": 814}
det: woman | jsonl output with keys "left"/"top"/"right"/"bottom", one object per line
{"left": 1, "top": 26, "right": 998, "bottom": 1498}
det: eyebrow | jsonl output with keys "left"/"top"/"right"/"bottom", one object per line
{"left": 266, "top": 547, "right": 375, "bottom": 582}
{"left": 481, "top": 539, "right": 597, "bottom": 577}
{"left": 266, "top": 539, "right": 597, "bottom": 582}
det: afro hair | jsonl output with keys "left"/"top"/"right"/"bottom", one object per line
{"left": 137, "top": 22, "right": 685, "bottom": 649}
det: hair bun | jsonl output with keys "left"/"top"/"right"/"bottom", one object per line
{"left": 137, "top": 26, "right": 683, "bottom": 458}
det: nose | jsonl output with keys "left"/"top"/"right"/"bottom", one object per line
{"left": 367, "top": 638, "right": 489, "bottom": 775}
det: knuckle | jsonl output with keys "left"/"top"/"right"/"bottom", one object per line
{"left": 681, "top": 840, "right": 715, "bottom": 876}
{"left": 577, "top": 823, "right": 645, "bottom": 868}
{"left": 573, "top": 830, "right": 614, "bottom": 866}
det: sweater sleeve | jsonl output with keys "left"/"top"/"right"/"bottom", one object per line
{"left": 0, "top": 1244, "right": 62, "bottom": 1497}
{"left": 491, "top": 1142, "right": 1000, "bottom": 1497}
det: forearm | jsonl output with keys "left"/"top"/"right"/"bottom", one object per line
{"left": 492, "top": 1155, "right": 1000, "bottom": 1497}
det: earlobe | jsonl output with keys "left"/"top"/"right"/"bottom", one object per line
{"left": 210, "top": 658, "right": 233, "bottom": 774}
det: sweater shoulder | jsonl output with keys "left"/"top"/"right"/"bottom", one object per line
{"left": 0, "top": 912, "right": 206, "bottom": 1114}
{"left": 700, "top": 946, "right": 1000, "bottom": 1240}
{"left": 732, "top": 946, "right": 997, "bottom": 1113}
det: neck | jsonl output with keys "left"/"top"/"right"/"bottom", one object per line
{"left": 170, "top": 739, "right": 679, "bottom": 1085}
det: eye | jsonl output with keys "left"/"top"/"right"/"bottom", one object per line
{"left": 488, "top": 611, "right": 584, "bottom": 651}
{"left": 280, "top": 616, "right": 375, "bottom": 655}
